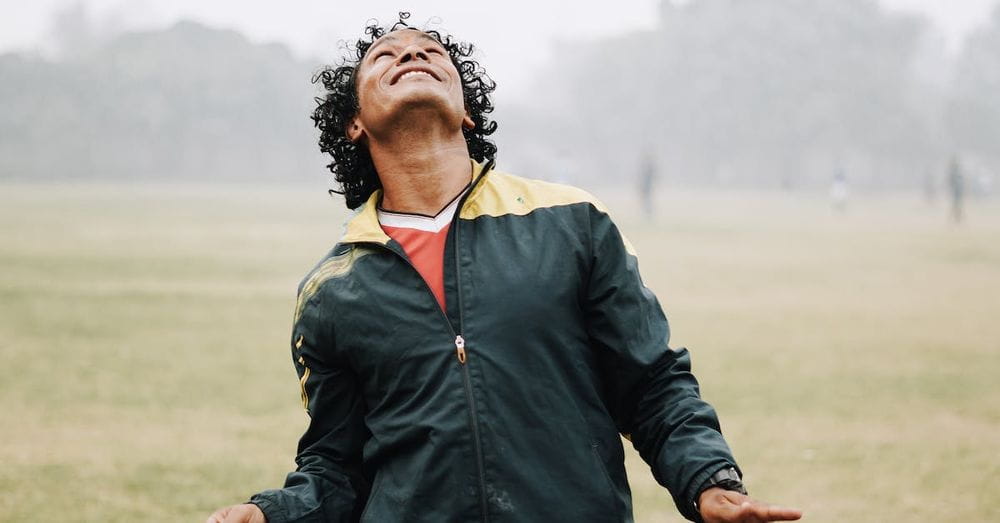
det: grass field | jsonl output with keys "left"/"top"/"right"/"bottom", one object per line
{"left": 1, "top": 182, "right": 998, "bottom": 522}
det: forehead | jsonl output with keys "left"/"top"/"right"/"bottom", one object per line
{"left": 366, "top": 29, "right": 444, "bottom": 55}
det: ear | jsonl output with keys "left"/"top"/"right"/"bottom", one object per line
{"left": 346, "top": 116, "right": 366, "bottom": 143}
{"left": 462, "top": 114, "right": 475, "bottom": 130}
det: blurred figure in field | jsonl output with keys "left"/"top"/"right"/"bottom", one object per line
{"left": 948, "top": 155, "right": 965, "bottom": 223}
{"left": 638, "top": 149, "right": 658, "bottom": 219}
{"left": 830, "top": 166, "right": 848, "bottom": 214}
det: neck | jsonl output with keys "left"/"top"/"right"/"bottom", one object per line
{"left": 369, "top": 119, "right": 472, "bottom": 216}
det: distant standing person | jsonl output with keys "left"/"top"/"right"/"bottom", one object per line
{"left": 948, "top": 155, "right": 964, "bottom": 223}
{"left": 638, "top": 149, "right": 658, "bottom": 218}
{"left": 830, "top": 167, "right": 848, "bottom": 214}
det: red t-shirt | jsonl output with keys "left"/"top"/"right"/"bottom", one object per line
{"left": 378, "top": 189, "right": 465, "bottom": 312}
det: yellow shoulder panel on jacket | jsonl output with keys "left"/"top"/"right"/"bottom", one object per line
{"left": 461, "top": 170, "right": 636, "bottom": 256}
{"left": 294, "top": 247, "right": 374, "bottom": 324}
{"left": 461, "top": 170, "right": 609, "bottom": 219}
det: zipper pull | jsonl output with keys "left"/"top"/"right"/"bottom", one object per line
{"left": 455, "top": 335, "right": 467, "bottom": 364}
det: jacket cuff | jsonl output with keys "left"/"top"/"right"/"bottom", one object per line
{"left": 248, "top": 494, "right": 283, "bottom": 523}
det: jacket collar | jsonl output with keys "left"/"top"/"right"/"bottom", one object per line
{"left": 340, "top": 158, "right": 492, "bottom": 245}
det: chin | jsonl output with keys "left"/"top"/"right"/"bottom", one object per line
{"left": 393, "top": 85, "right": 453, "bottom": 105}
{"left": 390, "top": 93, "right": 465, "bottom": 123}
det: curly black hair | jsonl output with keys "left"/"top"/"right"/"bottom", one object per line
{"left": 311, "top": 12, "right": 498, "bottom": 209}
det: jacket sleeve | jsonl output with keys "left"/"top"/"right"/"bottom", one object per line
{"left": 584, "top": 204, "right": 738, "bottom": 522}
{"left": 249, "top": 286, "right": 368, "bottom": 523}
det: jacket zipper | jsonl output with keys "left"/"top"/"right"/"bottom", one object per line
{"left": 362, "top": 159, "right": 496, "bottom": 522}
{"left": 458, "top": 334, "right": 489, "bottom": 521}
{"left": 451, "top": 177, "right": 491, "bottom": 521}
{"left": 453, "top": 160, "right": 493, "bottom": 523}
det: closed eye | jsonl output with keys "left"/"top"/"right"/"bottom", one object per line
{"left": 373, "top": 50, "right": 393, "bottom": 60}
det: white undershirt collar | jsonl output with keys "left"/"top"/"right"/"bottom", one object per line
{"left": 377, "top": 186, "right": 469, "bottom": 233}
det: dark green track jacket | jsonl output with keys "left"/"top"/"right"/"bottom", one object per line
{"left": 249, "top": 160, "right": 739, "bottom": 522}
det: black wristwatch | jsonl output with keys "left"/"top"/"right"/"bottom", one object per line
{"left": 693, "top": 466, "right": 747, "bottom": 511}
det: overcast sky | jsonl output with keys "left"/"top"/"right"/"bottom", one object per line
{"left": 1, "top": 0, "right": 997, "bottom": 97}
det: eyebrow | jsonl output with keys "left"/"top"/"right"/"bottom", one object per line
{"left": 365, "top": 30, "right": 443, "bottom": 57}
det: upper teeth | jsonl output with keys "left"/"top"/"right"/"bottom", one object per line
{"left": 399, "top": 71, "right": 432, "bottom": 81}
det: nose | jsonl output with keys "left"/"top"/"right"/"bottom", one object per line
{"left": 398, "top": 45, "right": 430, "bottom": 64}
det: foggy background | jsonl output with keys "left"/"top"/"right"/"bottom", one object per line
{"left": 2, "top": 0, "right": 998, "bottom": 195}
{"left": 2, "top": 2, "right": 1000, "bottom": 522}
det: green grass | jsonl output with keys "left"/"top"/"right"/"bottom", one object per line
{"left": 1, "top": 183, "right": 997, "bottom": 522}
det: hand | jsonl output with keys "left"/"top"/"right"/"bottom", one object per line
{"left": 698, "top": 487, "right": 802, "bottom": 523}
{"left": 205, "top": 503, "right": 267, "bottom": 523}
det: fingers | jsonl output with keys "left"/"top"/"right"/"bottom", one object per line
{"left": 701, "top": 490, "right": 803, "bottom": 523}
{"left": 757, "top": 503, "right": 803, "bottom": 521}
{"left": 221, "top": 505, "right": 250, "bottom": 523}
{"left": 738, "top": 500, "right": 803, "bottom": 522}
{"left": 205, "top": 506, "right": 232, "bottom": 523}
{"left": 220, "top": 503, "right": 266, "bottom": 523}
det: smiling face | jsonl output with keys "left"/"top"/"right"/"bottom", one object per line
{"left": 347, "top": 28, "right": 473, "bottom": 144}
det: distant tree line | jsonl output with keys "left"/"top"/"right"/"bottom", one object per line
{"left": 0, "top": 19, "right": 320, "bottom": 181}
{"left": 500, "top": 0, "right": 1000, "bottom": 191}
{"left": 1, "top": 0, "right": 999, "bottom": 192}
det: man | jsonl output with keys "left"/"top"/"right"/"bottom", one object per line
{"left": 637, "top": 148, "right": 658, "bottom": 219}
{"left": 947, "top": 155, "right": 964, "bottom": 224}
{"left": 208, "top": 14, "right": 802, "bottom": 523}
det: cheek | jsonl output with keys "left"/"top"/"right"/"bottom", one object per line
{"left": 355, "top": 73, "right": 381, "bottom": 109}
{"left": 356, "top": 64, "right": 381, "bottom": 89}
{"left": 446, "top": 71, "right": 465, "bottom": 103}
{"left": 452, "top": 83, "right": 467, "bottom": 108}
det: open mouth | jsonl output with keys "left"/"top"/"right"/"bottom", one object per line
{"left": 390, "top": 67, "right": 441, "bottom": 85}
